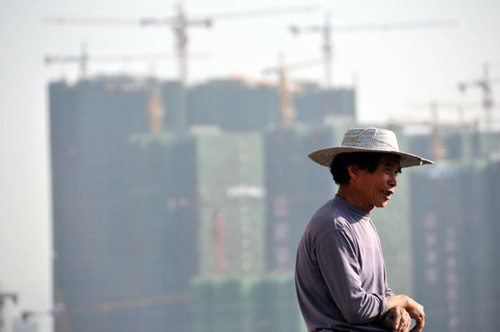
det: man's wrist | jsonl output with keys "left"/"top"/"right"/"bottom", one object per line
{"left": 386, "top": 294, "right": 410, "bottom": 310}
{"left": 379, "top": 309, "right": 390, "bottom": 321}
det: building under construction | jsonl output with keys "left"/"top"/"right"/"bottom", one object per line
{"left": 49, "top": 73, "right": 500, "bottom": 332}
{"left": 406, "top": 125, "right": 500, "bottom": 332}
{"left": 49, "top": 77, "right": 180, "bottom": 332}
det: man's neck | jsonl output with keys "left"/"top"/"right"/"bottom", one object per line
{"left": 337, "top": 185, "right": 374, "bottom": 213}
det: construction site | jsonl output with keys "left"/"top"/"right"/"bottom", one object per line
{"left": 43, "top": 64, "right": 500, "bottom": 331}
{"left": 2, "top": 2, "right": 500, "bottom": 332}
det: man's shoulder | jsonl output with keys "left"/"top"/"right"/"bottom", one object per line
{"left": 309, "top": 199, "right": 352, "bottom": 233}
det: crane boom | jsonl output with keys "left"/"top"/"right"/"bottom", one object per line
{"left": 332, "top": 19, "right": 457, "bottom": 33}
{"left": 289, "top": 14, "right": 457, "bottom": 88}
{"left": 68, "top": 293, "right": 191, "bottom": 314}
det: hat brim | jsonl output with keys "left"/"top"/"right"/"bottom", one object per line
{"left": 308, "top": 146, "right": 434, "bottom": 168}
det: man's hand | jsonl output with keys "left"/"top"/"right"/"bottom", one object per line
{"left": 382, "top": 306, "right": 411, "bottom": 332}
{"left": 385, "top": 295, "right": 425, "bottom": 332}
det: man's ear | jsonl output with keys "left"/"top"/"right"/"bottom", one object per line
{"left": 347, "top": 164, "right": 359, "bottom": 179}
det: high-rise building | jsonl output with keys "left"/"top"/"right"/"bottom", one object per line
{"left": 128, "top": 133, "right": 200, "bottom": 331}
{"left": 406, "top": 126, "right": 500, "bottom": 163}
{"left": 187, "top": 79, "right": 356, "bottom": 131}
{"left": 294, "top": 84, "right": 356, "bottom": 126}
{"left": 157, "top": 130, "right": 267, "bottom": 277}
{"left": 409, "top": 161, "right": 499, "bottom": 332}
{"left": 483, "top": 158, "right": 500, "bottom": 332}
{"left": 49, "top": 77, "right": 186, "bottom": 332}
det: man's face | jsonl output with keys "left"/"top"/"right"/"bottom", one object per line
{"left": 353, "top": 154, "right": 401, "bottom": 211}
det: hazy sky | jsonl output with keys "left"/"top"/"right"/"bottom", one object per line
{"left": 1, "top": 0, "right": 499, "bottom": 331}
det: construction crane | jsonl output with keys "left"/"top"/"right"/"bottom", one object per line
{"left": 45, "top": 42, "right": 176, "bottom": 134}
{"left": 428, "top": 101, "right": 450, "bottom": 162}
{"left": 21, "top": 309, "right": 57, "bottom": 322}
{"left": 212, "top": 208, "right": 227, "bottom": 276}
{"left": 233, "top": 55, "right": 328, "bottom": 126}
{"left": 231, "top": 56, "right": 305, "bottom": 126}
{"left": 147, "top": 68, "right": 165, "bottom": 134}
{"left": 49, "top": 292, "right": 190, "bottom": 332}
{"left": 289, "top": 13, "right": 457, "bottom": 88}
{"left": 63, "top": 293, "right": 190, "bottom": 315}
{"left": 458, "top": 62, "right": 500, "bottom": 127}
{"left": 45, "top": 41, "right": 196, "bottom": 80}
{"left": 271, "top": 56, "right": 296, "bottom": 126}
{"left": 0, "top": 291, "right": 17, "bottom": 332}
{"left": 402, "top": 100, "right": 483, "bottom": 161}
{"left": 262, "top": 55, "right": 328, "bottom": 125}
{"left": 264, "top": 55, "right": 339, "bottom": 125}
{"left": 46, "top": 41, "right": 91, "bottom": 79}
{"left": 44, "top": 3, "right": 316, "bottom": 131}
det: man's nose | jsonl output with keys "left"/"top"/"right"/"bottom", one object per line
{"left": 389, "top": 174, "right": 397, "bottom": 188}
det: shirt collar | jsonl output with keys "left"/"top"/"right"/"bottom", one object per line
{"left": 333, "top": 194, "right": 371, "bottom": 218}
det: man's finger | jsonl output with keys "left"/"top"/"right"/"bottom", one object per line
{"left": 402, "top": 311, "right": 411, "bottom": 332}
{"left": 410, "top": 318, "right": 424, "bottom": 332}
{"left": 391, "top": 309, "right": 402, "bottom": 331}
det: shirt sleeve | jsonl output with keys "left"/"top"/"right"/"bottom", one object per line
{"left": 315, "top": 228, "right": 389, "bottom": 325}
{"left": 384, "top": 278, "right": 394, "bottom": 297}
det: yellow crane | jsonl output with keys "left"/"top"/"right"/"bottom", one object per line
{"left": 234, "top": 55, "right": 330, "bottom": 126}
{"left": 289, "top": 13, "right": 457, "bottom": 88}
{"left": 147, "top": 67, "right": 165, "bottom": 134}
{"left": 232, "top": 55, "right": 310, "bottom": 126}
{"left": 262, "top": 55, "right": 328, "bottom": 126}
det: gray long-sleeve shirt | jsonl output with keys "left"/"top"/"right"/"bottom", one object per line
{"left": 295, "top": 195, "right": 393, "bottom": 331}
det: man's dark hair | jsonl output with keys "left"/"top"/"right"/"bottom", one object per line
{"left": 330, "top": 152, "right": 400, "bottom": 185}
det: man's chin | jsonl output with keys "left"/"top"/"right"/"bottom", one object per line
{"left": 376, "top": 201, "right": 389, "bottom": 208}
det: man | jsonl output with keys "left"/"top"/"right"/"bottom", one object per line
{"left": 295, "top": 128, "right": 433, "bottom": 332}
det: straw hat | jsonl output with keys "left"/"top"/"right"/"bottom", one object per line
{"left": 308, "top": 127, "right": 434, "bottom": 168}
